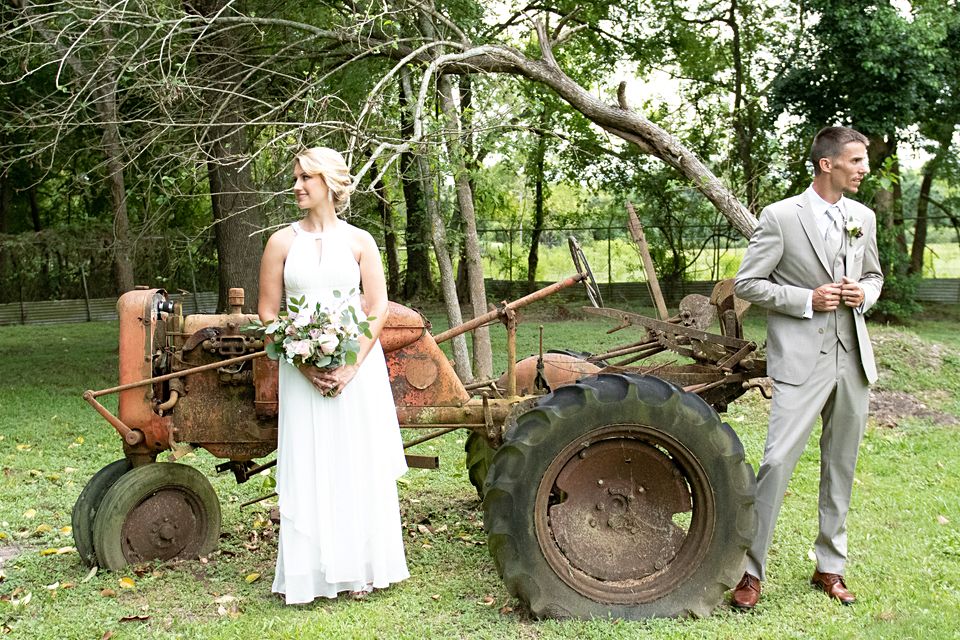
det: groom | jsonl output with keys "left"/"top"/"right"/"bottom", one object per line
{"left": 731, "top": 126, "right": 884, "bottom": 608}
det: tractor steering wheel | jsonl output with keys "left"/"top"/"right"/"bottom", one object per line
{"left": 568, "top": 236, "right": 603, "bottom": 309}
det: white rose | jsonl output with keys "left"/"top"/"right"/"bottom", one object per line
{"left": 315, "top": 333, "right": 339, "bottom": 355}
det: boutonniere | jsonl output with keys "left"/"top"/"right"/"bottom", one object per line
{"left": 845, "top": 215, "right": 863, "bottom": 239}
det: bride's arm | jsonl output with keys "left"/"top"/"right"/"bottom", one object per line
{"left": 353, "top": 229, "right": 389, "bottom": 366}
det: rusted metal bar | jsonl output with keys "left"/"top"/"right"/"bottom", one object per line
{"left": 433, "top": 273, "right": 585, "bottom": 344}
{"left": 716, "top": 341, "right": 757, "bottom": 372}
{"left": 626, "top": 202, "right": 669, "bottom": 321}
{"left": 684, "top": 373, "right": 746, "bottom": 395}
{"left": 403, "top": 427, "right": 461, "bottom": 449}
{"left": 240, "top": 492, "right": 277, "bottom": 508}
{"left": 86, "top": 350, "right": 266, "bottom": 398}
{"left": 464, "top": 378, "right": 499, "bottom": 391}
{"left": 405, "top": 455, "right": 440, "bottom": 469}
{"left": 396, "top": 400, "right": 517, "bottom": 427}
{"left": 583, "top": 307, "right": 750, "bottom": 350}
{"left": 608, "top": 345, "right": 666, "bottom": 366}
{"left": 505, "top": 307, "right": 518, "bottom": 397}
{"left": 82, "top": 391, "right": 144, "bottom": 446}
{"left": 591, "top": 338, "right": 659, "bottom": 361}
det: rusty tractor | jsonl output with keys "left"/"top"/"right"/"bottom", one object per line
{"left": 75, "top": 238, "right": 765, "bottom": 619}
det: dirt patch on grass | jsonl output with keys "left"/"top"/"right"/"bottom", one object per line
{"left": 0, "top": 545, "right": 22, "bottom": 568}
{"left": 870, "top": 389, "right": 959, "bottom": 429}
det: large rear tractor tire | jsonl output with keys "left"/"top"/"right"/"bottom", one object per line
{"left": 483, "top": 373, "right": 756, "bottom": 619}
{"left": 92, "top": 462, "right": 221, "bottom": 570}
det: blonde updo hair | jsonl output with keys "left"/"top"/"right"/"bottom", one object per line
{"left": 295, "top": 147, "right": 355, "bottom": 212}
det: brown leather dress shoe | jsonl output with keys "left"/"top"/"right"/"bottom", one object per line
{"left": 731, "top": 572, "right": 761, "bottom": 609}
{"left": 811, "top": 570, "right": 856, "bottom": 605}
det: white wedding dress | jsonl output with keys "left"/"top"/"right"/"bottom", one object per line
{"left": 272, "top": 220, "right": 409, "bottom": 604}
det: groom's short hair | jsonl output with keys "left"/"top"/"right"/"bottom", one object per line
{"left": 810, "top": 127, "right": 869, "bottom": 175}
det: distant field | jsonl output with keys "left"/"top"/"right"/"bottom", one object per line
{"left": 481, "top": 241, "right": 960, "bottom": 283}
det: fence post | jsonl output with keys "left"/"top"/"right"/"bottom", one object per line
{"left": 19, "top": 283, "right": 26, "bottom": 325}
{"left": 80, "top": 263, "right": 92, "bottom": 322}
{"left": 508, "top": 228, "right": 513, "bottom": 283}
{"left": 607, "top": 223, "right": 612, "bottom": 287}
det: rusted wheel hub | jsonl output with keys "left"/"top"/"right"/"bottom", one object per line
{"left": 121, "top": 488, "right": 209, "bottom": 562}
{"left": 535, "top": 425, "right": 714, "bottom": 604}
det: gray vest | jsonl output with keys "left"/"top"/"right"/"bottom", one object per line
{"left": 821, "top": 234, "right": 856, "bottom": 352}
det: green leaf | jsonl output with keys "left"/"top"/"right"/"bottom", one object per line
{"left": 265, "top": 341, "right": 283, "bottom": 360}
{"left": 345, "top": 351, "right": 357, "bottom": 365}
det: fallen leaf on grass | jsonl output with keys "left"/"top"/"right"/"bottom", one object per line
{"left": 34, "top": 524, "right": 52, "bottom": 534}
{"left": 213, "top": 594, "right": 237, "bottom": 604}
{"left": 9, "top": 592, "right": 31, "bottom": 608}
{"left": 44, "top": 582, "right": 59, "bottom": 591}
{"left": 28, "top": 470, "right": 42, "bottom": 478}
{"left": 479, "top": 595, "right": 496, "bottom": 607}
{"left": 807, "top": 549, "right": 817, "bottom": 562}
{"left": 421, "top": 542, "right": 432, "bottom": 549}
{"left": 499, "top": 605, "right": 514, "bottom": 615}
{"left": 430, "top": 594, "right": 441, "bottom": 600}
{"left": 39, "top": 548, "right": 58, "bottom": 556}
{"left": 118, "top": 577, "right": 136, "bottom": 589}
{"left": 60, "top": 582, "right": 75, "bottom": 589}
{"left": 118, "top": 615, "right": 149, "bottom": 623}
{"left": 56, "top": 547, "right": 76, "bottom": 555}
{"left": 417, "top": 524, "right": 432, "bottom": 535}
{"left": 938, "top": 515, "right": 950, "bottom": 525}
{"left": 15, "top": 444, "right": 31, "bottom": 452}
{"left": 244, "top": 572, "right": 261, "bottom": 584}
{"left": 82, "top": 566, "right": 98, "bottom": 583}
{"left": 101, "top": 632, "right": 114, "bottom": 640}
{"left": 22, "top": 509, "right": 36, "bottom": 519}
{"left": 100, "top": 589, "right": 117, "bottom": 598}
{"left": 0, "top": 533, "right": 7, "bottom": 541}
{"left": 59, "top": 526, "right": 72, "bottom": 535}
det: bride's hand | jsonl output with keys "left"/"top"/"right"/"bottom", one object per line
{"left": 300, "top": 363, "right": 359, "bottom": 396}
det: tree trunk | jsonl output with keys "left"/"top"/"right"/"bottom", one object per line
{"left": 727, "top": 0, "right": 758, "bottom": 213}
{"left": 397, "top": 72, "right": 434, "bottom": 300}
{"left": 911, "top": 170, "right": 933, "bottom": 276}
{"left": 867, "top": 133, "right": 896, "bottom": 228}
{"left": 369, "top": 155, "right": 401, "bottom": 298}
{"left": 527, "top": 105, "right": 549, "bottom": 291}
{"left": 401, "top": 68, "right": 471, "bottom": 380}
{"left": 438, "top": 73, "right": 492, "bottom": 379}
{"left": 96, "top": 82, "right": 135, "bottom": 294}
{"left": 190, "top": 0, "right": 264, "bottom": 312}
{"left": 0, "top": 175, "right": 8, "bottom": 233}
{"left": 205, "top": 134, "right": 264, "bottom": 312}
{"left": 27, "top": 183, "right": 41, "bottom": 232}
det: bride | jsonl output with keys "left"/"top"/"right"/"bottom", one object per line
{"left": 257, "top": 147, "right": 409, "bottom": 604}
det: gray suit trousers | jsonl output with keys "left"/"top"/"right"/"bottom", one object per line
{"left": 745, "top": 342, "right": 869, "bottom": 580}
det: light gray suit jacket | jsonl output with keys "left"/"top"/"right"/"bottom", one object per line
{"left": 734, "top": 191, "right": 883, "bottom": 385}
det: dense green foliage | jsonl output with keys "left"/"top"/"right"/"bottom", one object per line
{"left": 0, "top": 1, "right": 957, "bottom": 320}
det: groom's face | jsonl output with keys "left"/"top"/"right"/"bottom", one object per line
{"left": 827, "top": 142, "right": 870, "bottom": 194}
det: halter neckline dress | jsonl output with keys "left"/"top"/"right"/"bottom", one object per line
{"left": 272, "top": 220, "right": 409, "bottom": 604}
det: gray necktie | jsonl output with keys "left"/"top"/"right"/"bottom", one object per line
{"left": 825, "top": 206, "right": 843, "bottom": 256}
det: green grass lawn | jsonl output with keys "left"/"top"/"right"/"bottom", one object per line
{"left": 1, "top": 303, "right": 959, "bottom": 639}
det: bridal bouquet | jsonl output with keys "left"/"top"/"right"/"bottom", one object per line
{"left": 247, "top": 290, "right": 374, "bottom": 369}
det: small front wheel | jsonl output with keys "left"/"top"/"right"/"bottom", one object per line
{"left": 92, "top": 462, "right": 221, "bottom": 570}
